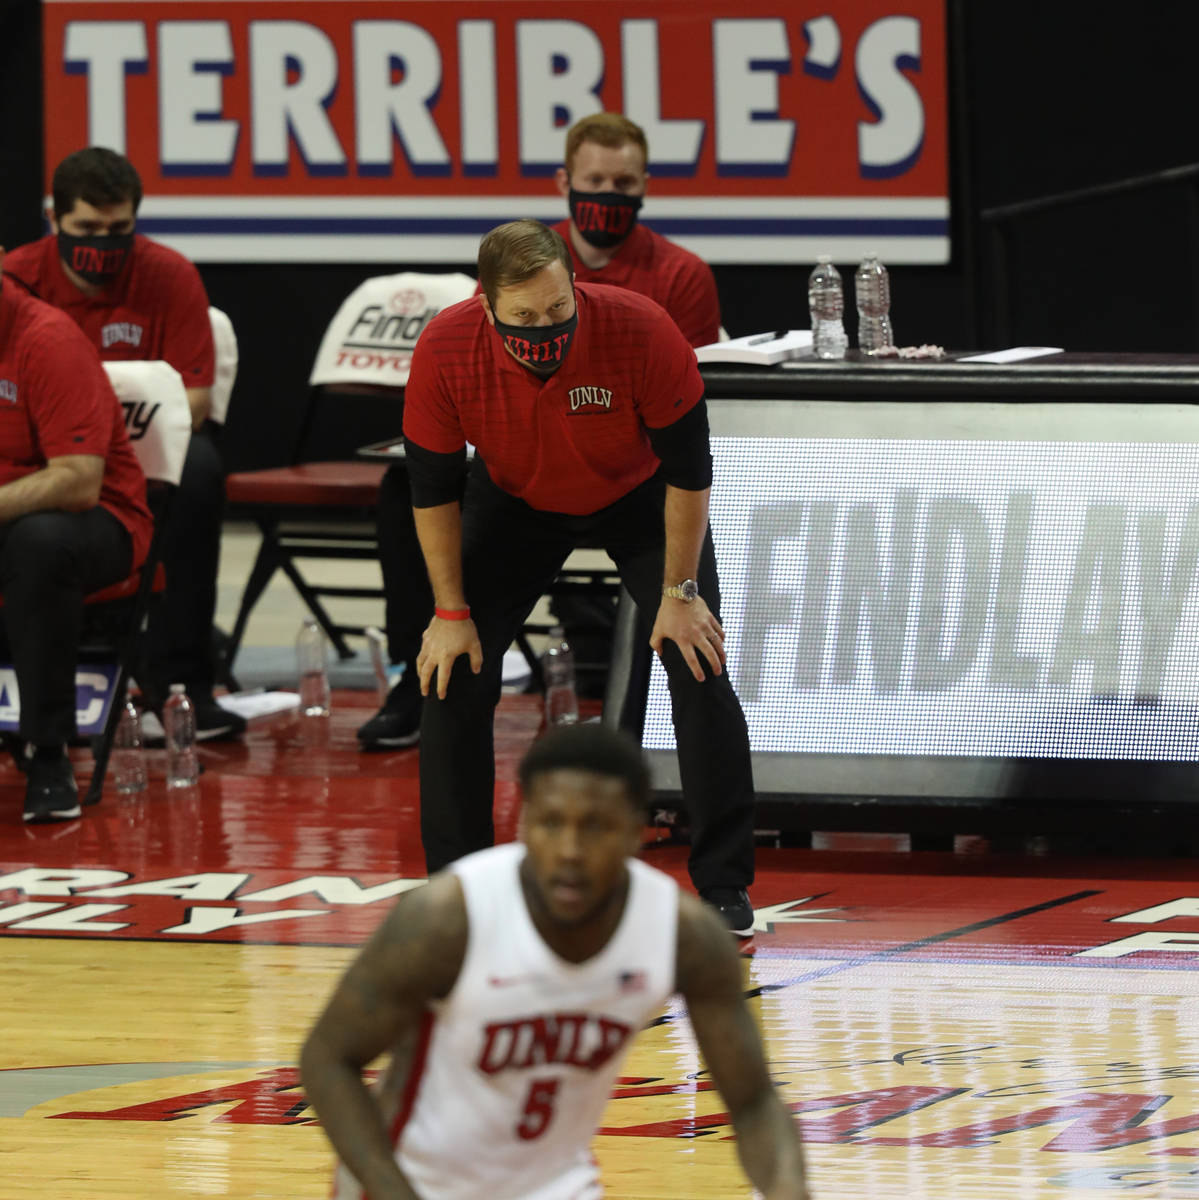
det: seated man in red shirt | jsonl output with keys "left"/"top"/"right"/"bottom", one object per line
{"left": 403, "top": 220, "right": 755, "bottom": 936}
{"left": 0, "top": 255, "right": 153, "bottom": 822}
{"left": 553, "top": 111, "right": 722, "bottom": 349}
{"left": 357, "top": 114, "right": 722, "bottom": 753}
{"left": 3, "top": 148, "right": 242, "bottom": 741}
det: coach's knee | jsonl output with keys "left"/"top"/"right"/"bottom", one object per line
{"left": 0, "top": 512, "right": 83, "bottom": 587}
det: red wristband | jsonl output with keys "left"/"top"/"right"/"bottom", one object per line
{"left": 435, "top": 606, "right": 471, "bottom": 621}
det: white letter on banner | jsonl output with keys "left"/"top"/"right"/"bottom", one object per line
{"left": 0, "top": 667, "right": 19, "bottom": 725}
{"left": 160, "top": 907, "right": 330, "bottom": 935}
{"left": 0, "top": 868, "right": 130, "bottom": 896}
{"left": 517, "top": 21, "right": 604, "bottom": 174}
{"left": 250, "top": 21, "right": 346, "bottom": 175}
{"left": 354, "top": 22, "right": 450, "bottom": 175}
{"left": 856, "top": 16, "right": 924, "bottom": 179}
{"left": 63, "top": 21, "right": 149, "bottom": 152}
{"left": 8, "top": 904, "right": 131, "bottom": 933}
{"left": 158, "top": 22, "right": 239, "bottom": 174}
{"left": 1110, "top": 899, "right": 1199, "bottom": 924}
{"left": 713, "top": 20, "right": 795, "bottom": 175}
{"left": 1076, "top": 932, "right": 1199, "bottom": 958}
{"left": 459, "top": 21, "right": 498, "bottom": 174}
{"left": 75, "top": 669, "right": 109, "bottom": 730}
{"left": 621, "top": 21, "right": 703, "bottom": 173}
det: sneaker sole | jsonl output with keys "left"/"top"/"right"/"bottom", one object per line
{"left": 196, "top": 725, "right": 242, "bottom": 742}
{"left": 358, "top": 731, "right": 421, "bottom": 750}
{"left": 23, "top": 804, "right": 82, "bottom": 823}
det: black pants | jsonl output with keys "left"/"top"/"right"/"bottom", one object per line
{"left": 0, "top": 507, "right": 132, "bottom": 745}
{"left": 419, "top": 462, "right": 756, "bottom": 894}
{"left": 145, "top": 423, "right": 225, "bottom": 700}
{"left": 377, "top": 460, "right": 435, "bottom": 669}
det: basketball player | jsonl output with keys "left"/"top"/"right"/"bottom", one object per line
{"left": 301, "top": 724, "right": 809, "bottom": 1200}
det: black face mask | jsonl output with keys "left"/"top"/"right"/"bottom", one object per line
{"left": 493, "top": 309, "right": 578, "bottom": 377}
{"left": 568, "top": 189, "right": 643, "bottom": 249}
{"left": 57, "top": 231, "right": 135, "bottom": 286}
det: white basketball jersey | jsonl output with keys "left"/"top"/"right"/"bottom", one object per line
{"left": 331, "top": 843, "right": 678, "bottom": 1200}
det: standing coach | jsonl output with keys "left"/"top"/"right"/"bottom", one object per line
{"left": 403, "top": 220, "right": 755, "bottom": 936}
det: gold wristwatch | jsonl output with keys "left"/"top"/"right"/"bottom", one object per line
{"left": 662, "top": 579, "right": 699, "bottom": 603}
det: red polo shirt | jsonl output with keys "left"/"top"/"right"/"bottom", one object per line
{"left": 403, "top": 283, "right": 704, "bottom": 515}
{"left": 551, "top": 220, "right": 721, "bottom": 348}
{"left": 0, "top": 280, "right": 153, "bottom": 567}
{"left": 3, "top": 234, "right": 214, "bottom": 387}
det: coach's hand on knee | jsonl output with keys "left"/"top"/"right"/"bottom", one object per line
{"left": 418, "top": 617, "right": 483, "bottom": 699}
{"left": 650, "top": 596, "right": 726, "bottom": 682}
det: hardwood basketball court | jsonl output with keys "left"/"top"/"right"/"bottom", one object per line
{"left": 3, "top": 695, "right": 1199, "bottom": 1198}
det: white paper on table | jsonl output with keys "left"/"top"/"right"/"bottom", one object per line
{"left": 957, "top": 346, "right": 1064, "bottom": 363}
{"left": 216, "top": 691, "right": 301, "bottom": 720}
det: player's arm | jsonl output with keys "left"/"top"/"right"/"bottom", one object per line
{"left": 301, "top": 873, "right": 468, "bottom": 1200}
{"left": 185, "top": 386, "right": 211, "bottom": 430}
{"left": 0, "top": 454, "right": 104, "bottom": 522}
{"left": 406, "top": 439, "right": 481, "bottom": 698}
{"left": 675, "top": 893, "right": 810, "bottom": 1200}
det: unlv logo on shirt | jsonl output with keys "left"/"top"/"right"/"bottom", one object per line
{"left": 0, "top": 379, "right": 16, "bottom": 405}
{"left": 477, "top": 1012, "right": 632, "bottom": 1074}
{"left": 102, "top": 322, "right": 144, "bottom": 350}
{"left": 567, "top": 385, "right": 613, "bottom": 412}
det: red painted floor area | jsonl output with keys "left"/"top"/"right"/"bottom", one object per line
{"left": 1, "top": 690, "right": 1198, "bottom": 970}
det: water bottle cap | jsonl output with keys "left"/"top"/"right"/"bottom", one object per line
{"left": 816, "top": 254, "right": 832, "bottom": 264}
{"left": 169, "top": 683, "right": 186, "bottom": 694}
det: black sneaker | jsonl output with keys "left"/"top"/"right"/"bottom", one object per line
{"left": 357, "top": 675, "right": 422, "bottom": 749}
{"left": 23, "top": 754, "right": 82, "bottom": 823}
{"left": 194, "top": 699, "right": 247, "bottom": 743}
{"left": 142, "top": 697, "right": 246, "bottom": 744}
{"left": 701, "top": 886, "right": 755, "bottom": 938}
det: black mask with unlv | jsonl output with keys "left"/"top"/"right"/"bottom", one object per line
{"left": 57, "top": 231, "right": 135, "bottom": 287}
{"left": 493, "top": 310, "right": 578, "bottom": 377}
{"left": 568, "top": 189, "right": 643, "bottom": 249}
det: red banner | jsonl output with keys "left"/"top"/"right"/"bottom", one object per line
{"left": 43, "top": 0, "right": 949, "bottom": 262}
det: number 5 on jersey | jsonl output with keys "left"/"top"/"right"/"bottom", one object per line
{"left": 518, "top": 1077, "right": 561, "bottom": 1140}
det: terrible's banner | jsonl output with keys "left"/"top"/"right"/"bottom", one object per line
{"left": 42, "top": 0, "right": 949, "bottom": 263}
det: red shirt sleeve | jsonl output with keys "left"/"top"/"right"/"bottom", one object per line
{"left": 158, "top": 258, "right": 216, "bottom": 389}
{"left": 402, "top": 328, "right": 467, "bottom": 452}
{"left": 666, "top": 256, "right": 722, "bottom": 348}
{"left": 636, "top": 306, "right": 706, "bottom": 430}
{"left": 23, "top": 316, "right": 115, "bottom": 460}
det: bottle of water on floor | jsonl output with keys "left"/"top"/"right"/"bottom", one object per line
{"left": 855, "top": 253, "right": 895, "bottom": 354}
{"left": 164, "top": 683, "right": 199, "bottom": 789}
{"left": 543, "top": 626, "right": 579, "bottom": 726}
{"left": 808, "top": 256, "right": 848, "bottom": 360}
{"left": 296, "top": 617, "right": 331, "bottom": 717}
{"left": 112, "top": 687, "right": 147, "bottom": 794}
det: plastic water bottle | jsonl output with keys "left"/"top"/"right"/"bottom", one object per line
{"left": 542, "top": 627, "right": 579, "bottom": 726}
{"left": 855, "top": 253, "right": 894, "bottom": 354}
{"left": 808, "top": 256, "right": 848, "bottom": 360}
{"left": 296, "top": 617, "right": 331, "bottom": 716}
{"left": 111, "top": 689, "right": 147, "bottom": 794}
{"left": 164, "top": 683, "right": 199, "bottom": 789}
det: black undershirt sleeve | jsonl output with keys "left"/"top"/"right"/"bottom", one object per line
{"left": 406, "top": 439, "right": 468, "bottom": 508}
{"left": 646, "top": 397, "right": 713, "bottom": 491}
